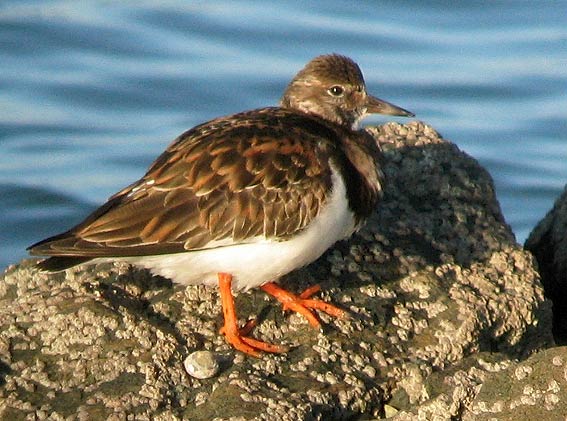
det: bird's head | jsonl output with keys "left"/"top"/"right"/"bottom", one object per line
{"left": 281, "top": 54, "right": 414, "bottom": 129}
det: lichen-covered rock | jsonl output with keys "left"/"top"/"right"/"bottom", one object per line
{"left": 0, "top": 122, "right": 553, "bottom": 420}
{"left": 525, "top": 186, "right": 567, "bottom": 342}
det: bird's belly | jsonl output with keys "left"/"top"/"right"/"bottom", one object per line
{"left": 121, "top": 170, "right": 356, "bottom": 291}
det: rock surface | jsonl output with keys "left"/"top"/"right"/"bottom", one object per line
{"left": 394, "top": 346, "right": 567, "bottom": 420}
{"left": 526, "top": 186, "right": 567, "bottom": 343}
{"left": 0, "top": 122, "right": 557, "bottom": 420}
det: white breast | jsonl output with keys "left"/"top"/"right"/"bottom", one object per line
{"left": 117, "top": 167, "right": 356, "bottom": 291}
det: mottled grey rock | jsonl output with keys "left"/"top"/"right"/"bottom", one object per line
{"left": 526, "top": 186, "right": 567, "bottom": 343}
{"left": 393, "top": 347, "right": 567, "bottom": 420}
{"left": 463, "top": 346, "right": 567, "bottom": 420}
{"left": 0, "top": 122, "right": 553, "bottom": 420}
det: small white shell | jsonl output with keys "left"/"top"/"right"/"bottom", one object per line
{"left": 184, "top": 350, "right": 220, "bottom": 379}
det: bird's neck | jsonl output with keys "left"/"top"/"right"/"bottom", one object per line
{"left": 279, "top": 100, "right": 359, "bottom": 131}
{"left": 336, "top": 130, "right": 384, "bottom": 224}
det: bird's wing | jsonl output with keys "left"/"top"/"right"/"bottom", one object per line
{"left": 28, "top": 109, "right": 339, "bottom": 258}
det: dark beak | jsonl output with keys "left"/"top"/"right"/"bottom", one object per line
{"left": 366, "top": 94, "right": 414, "bottom": 117}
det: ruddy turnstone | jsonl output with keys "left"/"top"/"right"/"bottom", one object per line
{"left": 28, "top": 54, "right": 413, "bottom": 356}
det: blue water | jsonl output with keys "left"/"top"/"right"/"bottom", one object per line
{"left": 1, "top": 1, "right": 566, "bottom": 271}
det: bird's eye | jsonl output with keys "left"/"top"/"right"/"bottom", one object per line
{"left": 328, "top": 85, "right": 344, "bottom": 97}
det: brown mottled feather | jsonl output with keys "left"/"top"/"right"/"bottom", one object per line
{"left": 28, "top": 108, "right": 359, "bottom": 258}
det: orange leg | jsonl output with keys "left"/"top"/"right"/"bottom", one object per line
{"left": 260, "top": 282, "right": 346, "bottom": 328}
{"left": 218, "top": 272, "right": 288, "bottom": 357}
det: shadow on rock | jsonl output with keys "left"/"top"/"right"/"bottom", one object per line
{"left": 525, "top": 186, "right": 567, "bottom": 345}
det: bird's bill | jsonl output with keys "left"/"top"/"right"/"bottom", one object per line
{"left": 366, "top": 94, "right": 414, "bottom": 117}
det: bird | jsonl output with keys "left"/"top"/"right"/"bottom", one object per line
{"left": 28, "top": 54, "right": 414, "bottom": 357}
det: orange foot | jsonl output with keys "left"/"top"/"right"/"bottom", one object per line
{"left": 261, "top": 282, "right": 346, "bottom": 328}
{"left": 218, "top": 272, "right": 288, "bottom": 358}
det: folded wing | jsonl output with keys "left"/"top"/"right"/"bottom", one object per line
{"left": 28, "top": 109, "right": 337, "bottom": 260}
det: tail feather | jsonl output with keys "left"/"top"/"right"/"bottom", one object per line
{"left": 36, "top": 256, "right": 92, "bottom": 272}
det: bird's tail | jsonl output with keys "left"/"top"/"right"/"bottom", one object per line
{"left": 36, "top": 256, "right": 92, "bottom": 272}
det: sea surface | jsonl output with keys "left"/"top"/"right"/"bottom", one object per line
{"left": 1, "top": 1, "right": 566, "bottom": 270}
